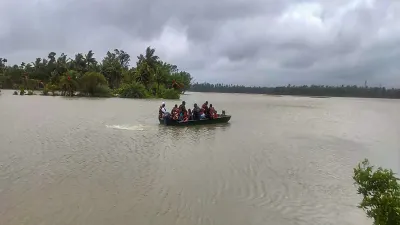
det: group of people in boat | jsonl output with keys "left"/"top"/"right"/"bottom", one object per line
{"left": 159, "top": 101, "right": 219, "bottom": 122}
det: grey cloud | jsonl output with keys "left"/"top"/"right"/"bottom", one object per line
{"left": 0, "top": 0, "right": 399, "bottom": 86}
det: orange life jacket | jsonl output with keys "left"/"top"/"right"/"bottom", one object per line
{"left": 209, "top": 107, "right": 218, "bottom": 119}
{"left": 171, "top": 108, "right": 179, "bottom": 120}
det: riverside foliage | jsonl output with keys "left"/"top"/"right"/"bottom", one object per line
{"left": 353, "top": 159, "right": 400, "bottom": 225}
{"left": 0, "top": 47, "right": 192, "bottom": 99}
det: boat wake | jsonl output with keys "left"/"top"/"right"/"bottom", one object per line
{"left": 106, "top": 124, "right": 146, "bottom": 131}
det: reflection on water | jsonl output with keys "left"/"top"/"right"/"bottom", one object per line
{"left": 1, "top": 90, "right": 398, "bottom": 225}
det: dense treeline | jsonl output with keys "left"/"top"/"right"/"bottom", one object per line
{"left": 190, "top": 83, "right": 400, "bottom": 99}
{"left": 0, "top": 47, "right": 192, "bottom": 99}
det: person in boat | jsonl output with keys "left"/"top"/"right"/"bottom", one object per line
{"left": 199, "top": 108, "right": 206, "bottom": 119}
{"left": 159, "top": 102, "right": 168, "bottom": 119}
{"left": 209, "top": 104, "right": 218, "bottom": 119}
{"left": 192, "top": 103, "right": 201, "bottom": 120}
{"left": 187, "top": 108, "right": 193, "bottom": 120}
{"left": 182, "top": 110, "right": 189, "bottom": 122}
{"left": 171, "top": 104, "right": 179, "bottom": 120}
{"left": 171, "top": 104, "right": 177, "bottom": 114}
{"left": 178, "top": 101, "right": 187, "bottom": 120}
{"left": 202, "top": 101, "right": 209, "bottom": 118}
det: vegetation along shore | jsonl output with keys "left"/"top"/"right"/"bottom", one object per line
{"left": 0, "top": 47, "right": 192, "bottom": 99}
{"left": 190, "top": 83, "right": 400, "bottom": 99}
{"left": 353, "top": 159, "right": 400, "bottom": 224}
{"left": 2, "top": 47, "right": 400, "bottom": 99}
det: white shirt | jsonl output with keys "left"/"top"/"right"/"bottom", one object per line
{"left": 161, "top": 107, "right": 167, "bottom": 114}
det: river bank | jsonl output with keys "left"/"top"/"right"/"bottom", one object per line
{"left": 3, "top": 84, "right": 182, "bottom": 100}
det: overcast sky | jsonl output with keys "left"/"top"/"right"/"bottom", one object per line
{"left": 0, "top": 0, "right": 399, "bottom": 87}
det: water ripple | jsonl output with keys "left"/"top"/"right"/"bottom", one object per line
{"left": 0, "top": 91, "right": 386, "bottom": 225}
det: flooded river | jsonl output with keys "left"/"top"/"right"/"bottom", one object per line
{"left": 1, "top": 90, "right": 399, "bottom": 225}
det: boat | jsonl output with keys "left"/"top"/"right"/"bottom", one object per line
{"left": 159, "top": 113, "right": 232, "bottom": 126}
{"left": 159, "top": 115, "right": 231, "bottom": 126}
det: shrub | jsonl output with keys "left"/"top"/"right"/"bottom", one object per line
{"left": 13, "top": 91, "right": 18, "bottom": 95}
{"left": 117, "top": 82, "right": 150, "bottom": 98}
{"left": 46, "top": 84, "right": 58, "bottom": 96}
{"left": 161, "top": 88, "right": 180, "bottom": 99}
{"left": 79, "top": 72, "right": 108, "bottom": 96}
{"left": 26, "top": 79, "right": 39, "bottom": 90}
{"left": 92, "top": 85, "right": 112, "bottom": 97}
{"left": 353, "top": 159, "right": 400, "bottom": 225}
{"left": 19, "top": 86, "right": 25, "bottom": 95}
{"left": 26, "top": 90, "right": 34, "bottom": 95}
{"left": 42, "top": 87, "right": 49, "bottom": 95}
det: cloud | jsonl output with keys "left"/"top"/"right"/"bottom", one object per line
{"left": 0, "top": 0, "right": 399, "bottom": 87}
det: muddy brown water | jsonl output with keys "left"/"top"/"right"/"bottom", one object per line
{"left": 1, "top": 90, "right": 399, "bottom": 225}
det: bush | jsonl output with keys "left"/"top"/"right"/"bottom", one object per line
{"left": 42, "top": 87, "right": 49, "bottom": 95}
{"left": 26, "top": 79, "right": 39, "bottom": 90}
{"left": 26, "top": 90, "right": 34, "bottom": 95}
{"left": 91, "top": 85, "right": 112, "bottom": 97}
{"left": 19, "top": 86, "right": 25, "bottom": 95}
{"left": 161, "top": 88, "right": 180, "bottom": 99}
{"left": 117, "top": 82, "right": 150, "bottom": 98}
{"left": 353, "top": 159, "right": 400, "bottom": 225}
{"left": 47, "top": 84, "right": 58, "bottom": 96}
{"left": 13, "top": 91, "right": 18, "bottom": 95}
{"left": 79, "top": 72, "right": 108, "bottom": 96}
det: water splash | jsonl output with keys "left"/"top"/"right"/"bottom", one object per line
{"left": 106, "top": 124, "right": 146, "bottom": 131}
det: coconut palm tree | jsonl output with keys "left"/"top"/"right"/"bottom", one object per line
{"left": 59, "top": 71, "right": 79, "bottom": 96}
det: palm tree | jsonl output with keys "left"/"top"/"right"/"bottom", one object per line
{"left": 33, "top": 58, "right": 41, "bottom": 69}
{"left": 137, "top": 46, "right": 159, "bottom": 67}
{"left": 0, "top": 58, "right": 7, "bottom": 74}
{"left": 101, "top": 51, "right": 123, "bottom": 89}
{"left": 135, "top": 61, "right": 153, "bottom": 88}
{"left": 48, "top": 52, "right": 56, "bottom": 64}
{"left": 85, "top": 50, "right": 97, "bottom": 68}
{"left": 136, "top": 46, "right": 159, "bottom": 88}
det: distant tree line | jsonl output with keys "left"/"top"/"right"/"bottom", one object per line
{"left": 0, "top": 47, "right": 192, "bottom": 99}
{"left": 190, "top": 83, "right": 400, "bottom": 99}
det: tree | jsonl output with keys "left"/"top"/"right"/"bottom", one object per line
{"left": 101, "top": 51, "right": 123, "bottom": 89}
{"left": 167, "top": 71, "right": 192, "bottom": 93}
{"left": 72, "top": 53, "right": 87, "bottom": 73}
{"left": 135, "top": 60, "right": 153, "bottom": 88}
{"left": 85, "top": 50, "right": 96, "bottom": 66}
{"left": 154, "top": 62, "right": 169, "bottom": 95}
{"left": 137, "top": 46, "right": 159, "bottom": 67}
{"left": 0, "top": 58, "right": 7, "bottom": 73}
{"left": 49, "top": 53, "right": 69, "bottom": 84}
{"left": 353, "top": 159, "right": 400, "bottom": 225}
{"left": 135, "top": 46, "right": 160, "bottom": 89}
{"left": 48, "top": 52, "right": 56, "bottom": 65}
{"left": 114, "top": 49, "right": 130, "bottom": 68}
